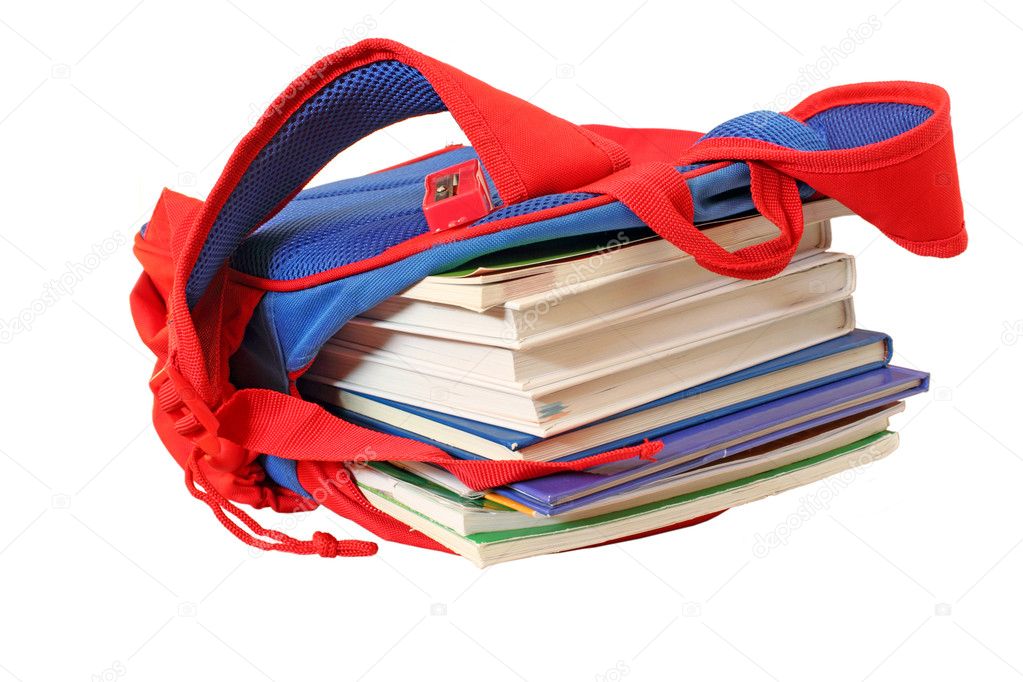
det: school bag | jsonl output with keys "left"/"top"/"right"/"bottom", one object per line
{"left": 130, "top": 39, "right": 966, "bottom": 558}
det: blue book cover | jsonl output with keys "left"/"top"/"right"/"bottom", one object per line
{"left": 500, "top": 366, "right": 929, "bottom": 514}
{"left": 336, "top": 329, "right": 892, "bottom": 461}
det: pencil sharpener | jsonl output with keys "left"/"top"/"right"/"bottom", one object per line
{"left": 422, "top": 159, "right": 494, "bottom": 232}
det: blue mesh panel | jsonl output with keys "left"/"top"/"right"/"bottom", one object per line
{"left": 232, "top": 147, "right": 485, "bottom": 280}
{"left": 472, "top": 192, "right": 596, "bottom": 225}
{"left": 234, "top": 194, "right": 427, "bottom": 281}
{"left": 187, "top": 60, "right": 446, "bottom": 307}
{"left": 700, "top": 111, "right": 828, "bottom": 151}
{"left": 805, "top": 103, "right": 932, "bottom": 149}
{"left": 231, "top": 145, "right": 594, "bottom": 281}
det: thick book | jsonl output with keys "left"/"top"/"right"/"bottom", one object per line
{"left": 309, "top": 329, "right": 893, "bottom": 460}
{"left": 392, "top": 198, "right": 846, "bottom": 311}
{"left": 330, "top": 251, "right": 854, "bottom": 384}
{"left": 360, "top": 431, "right": 900, "bottom": 566}
{"left": 502, "top": 366, "right": 929, "bottom": 513}
{"left": 303, "top": 297, "right": 855, "bottom": 436}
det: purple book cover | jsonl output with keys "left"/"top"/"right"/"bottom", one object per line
{"left": 502, "top": 366, "right": 929, "bottom": 514}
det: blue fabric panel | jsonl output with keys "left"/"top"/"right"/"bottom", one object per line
{"left": 229, "top": 295, "right": 289, "bottom": 392}
{"left": 187, "top": 60, "right": 447, "bottom": 308}
{"left": 231, "top": 156, "right": 808, "bottom": 283}
{"left": 472, "top": 192, "right": 597, "bottom": 225}
{"left": 805, "top": 103, "right": 932, "bottom": 149}
{"left": 262, "top": 454, "right": 306, "bottom": 497}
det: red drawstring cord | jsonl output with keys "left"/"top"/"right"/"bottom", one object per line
{"left": 184, "top": 452, "right": 377, "bottom": 558}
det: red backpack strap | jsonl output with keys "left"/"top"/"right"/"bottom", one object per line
{"left": 584, "top": 161, "right": 804, "bottom": 280}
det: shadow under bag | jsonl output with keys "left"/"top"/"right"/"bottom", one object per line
{"left": 130, "top": 39, "right": 966, "bottom": 558}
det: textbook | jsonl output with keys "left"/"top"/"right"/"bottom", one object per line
{"left": 508, "top": 406, "right": 901, "bottom": 519}
{"left": 359, "top": 431, "right": 900, "bottom": 567}
{"left": 323, "top": 330, "right": 893, "bottom": 461}
{"left": 303, "top": 297, "right": 855, "bottom": 435}
{"left": 302, "top": 296, "right": 855, "bottom": 435}
{"left": 393, "top": 198, "right": 846, "bottom": 311}
{"left": 330, "top": 251, "right": 854, "bottom": 383}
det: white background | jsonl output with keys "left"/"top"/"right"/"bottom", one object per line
{"left": 1, "top": 1, "right": 1021, "bottom": 680}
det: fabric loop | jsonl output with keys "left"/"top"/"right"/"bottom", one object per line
{"left": 584, "top": 161, "right": 804, "bottom": 280}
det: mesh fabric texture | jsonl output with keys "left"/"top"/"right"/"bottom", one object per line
{"left": 805, "top": 102, "right": 932, "bottom": 149}
{"left": 701, "top": 111, "right": 829, "bottom": 151}
{"left": 187, "top": 60, "right": 445, "bottom": 306}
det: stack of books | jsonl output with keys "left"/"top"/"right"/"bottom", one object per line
{"left": 302, "top": 198, "right": 929, "bottom": 566}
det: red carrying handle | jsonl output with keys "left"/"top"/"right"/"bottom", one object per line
{"left": 586, "top": 161, "right": 805, "bottom": 280}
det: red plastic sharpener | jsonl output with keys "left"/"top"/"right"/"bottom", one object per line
{"left": 422, "top": 160, "right": 493, "bottom": 232}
